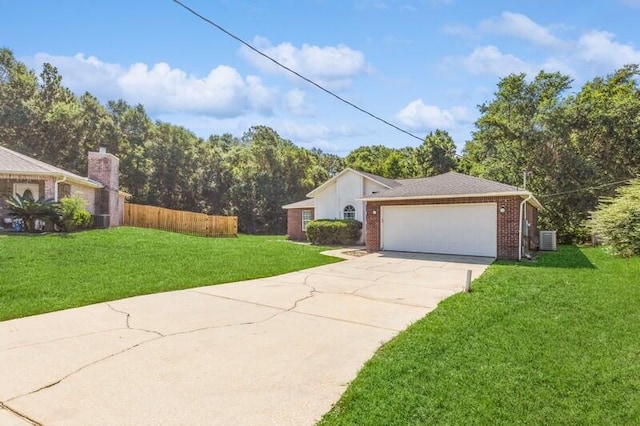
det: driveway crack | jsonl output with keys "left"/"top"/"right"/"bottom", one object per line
{"left": 10, "top": 286, "right": 324, "bottom": 401}
{"left": 348, "top": 291, "right": 433, "bottom": 308}
{"left": 6, "top": 336, "right": 161, "bottom": 403}
{"left": 0, "top": 402, "right": 41, "bottom": 425}
{"left": 106, "top": 303, "right": 165, "bottom": 337}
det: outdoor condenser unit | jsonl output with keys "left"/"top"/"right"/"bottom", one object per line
{"left": 94, "top": 214, "right": 110, "bottom": 229}
{"left": 539, "top": 230, "right": 557, "bottom": 251}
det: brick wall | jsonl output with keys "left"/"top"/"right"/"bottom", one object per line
{"left": 525, "top": 202, "right": 539, "bottom": 251}
{"left": 88, "top": 151, "right": 122, "bottom": 226}
{"left": 365, "top": 196, "right": 530, "bottom": 260}
{"left": 287, "top": 208, "right": 314, "bottom": 241}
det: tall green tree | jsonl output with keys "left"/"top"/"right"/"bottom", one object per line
{"left": 462, "top": 71, "right": 573, "bottom": 185}
{"left": 107, "top": 100, "right": 154, "bottom": 201}
{"left": 146, "top": 123, "right": 201, "bottom": 210}
{"left": 0, "top": 48, "right": 42, "bottom": 156}
{"left": 228, "top": 126, "right": 319, "bottom": 233}
{"left": 415, "top": 130, "right": 458, "bottom": 177}
{"left": 461, "top": 66, "right": 640, "bottom": 241}
{"left": 344, "top": 145, "right": 395, "bottom": 176}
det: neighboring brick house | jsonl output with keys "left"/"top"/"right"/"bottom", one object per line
{"left": 283, "top": 168, "right": 541, "bottom": 260}
{"left": 0, "top": 146, "right": 127, "bottom": 229}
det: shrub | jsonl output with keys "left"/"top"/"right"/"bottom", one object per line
{"left": 4, "top": 194, "right": 61, "bottom": 232}
{"left": 59, "top": 195, "right": 93, "bottom": 231}
{"left": 589, "top": 179, "right": 640, "bottom": 257}
{"left": 306, "top": 219, "right": 362, "bottom": 245}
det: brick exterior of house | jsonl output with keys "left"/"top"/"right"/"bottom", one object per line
{"left": 365, "top": 195, "right": 537, "bottom": 260}
{"left": 287, "top": 208, "right": 314, "bottom": 241}
{"left": 88, "top": 151, "right": 122, "bottom": 226}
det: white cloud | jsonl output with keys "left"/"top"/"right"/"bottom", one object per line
{"left": 32, "top": 53, "right": 122, "bottom": 99}
{"left": 454, "top": 45, "right": 533, "bottom": 76}
{"left": 31, "top": 53, "right": 276, "bottom": 117}
{"left": 284, "top": 89, "right": 314, "bottom": 115}
{"left": 396, "top": 100, "right": 470, "bottom": 130}
{"left": 239, "top": 36, "right": 369, "bottom": 87}
{"left": 577, "top": 31, "right": 640, "bottom": 69}
{"left": 442, "top": 13, "right": 639, "bottom": 80}
{"left": 480, "top": 12, "right": 566, "bottom": 49}
{"left": 539, "top": 57, "right": 577, "bottom": 78}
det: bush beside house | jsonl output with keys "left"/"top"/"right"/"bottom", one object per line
{"left": 306, "top": 219, "right": 362, "bottom": 245}
{"left": 59, "top": 195, "right": 93, "bottom": 231}
{"left": 590, "top": 179, "right": 640, "bottom": 257}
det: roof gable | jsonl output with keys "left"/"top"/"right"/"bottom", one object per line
{"left": 0, "top": 146, "right": 103, "bottom": 188}
{"left": 306, "top": 168, "right": 400, "bottom": 197}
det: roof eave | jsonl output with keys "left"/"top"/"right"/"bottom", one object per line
{"left": 282, "top": 200, "right": 315, "bottom": 209}
{"left": 0, "top": 170, "right": 104, "bottom": 188}
{"left": 527, "top": 194, "right": 544, "bottom": 210}
{"left": 282, "top": 206, "right": 315, "bottom": 210}
{"left": 64, "top": 176, "right": 104, "bottom": 188}
{"left": 360, "top": 191, "right": 541, "bottom": 204}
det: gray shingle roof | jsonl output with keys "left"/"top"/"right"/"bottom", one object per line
{"left": 355, "top": 170, "right": 403, "bottom": 188}
{"left": 362, "top": 171, "right": 525, "bottom": 199}
{"left": 282, "top": 198, "right": 315, "bottom": 209}
{"left": 0, "top": 145, "right": 102, "bottom": 187}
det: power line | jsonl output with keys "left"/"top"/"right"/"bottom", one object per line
{"left": 539, "top": 178, "right": 634, "bottom": 198}
{"left": 171, "top": 0, "right": 425, "bottom": 143}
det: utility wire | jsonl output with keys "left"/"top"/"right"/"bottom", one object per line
{"left": 172, "top": 0, "right": 425, "bottom": 142}
{"left": 539, "top": 178, "right": 634, "bottom": 198}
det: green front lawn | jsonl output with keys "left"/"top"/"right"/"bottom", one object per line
{"left": 0, "top": 227, "right": 340, "bottom": 321}
{"left": 320, "top": 246, "right": 640, "bottom": 425}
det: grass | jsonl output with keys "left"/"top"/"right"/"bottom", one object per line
{"left": 0, "top": 227, "right": 341, "bottom": 321}
{"left": 319, "top": 246, "right": 640, "bottom": 425}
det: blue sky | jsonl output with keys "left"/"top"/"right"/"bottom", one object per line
{"left": 3, "top": 0, "right": 640, "bottom": 155}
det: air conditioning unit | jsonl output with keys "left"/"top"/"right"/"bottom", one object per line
{"left": 539, "top": 230, "right": 557, "bottom": 251}
{"left": 94, "top": 214, "right": 110, "bottom": 229}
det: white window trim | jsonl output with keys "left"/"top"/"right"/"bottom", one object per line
{"left": 343, "top": 204, "right": 356, "bottom": 220}
{"left": 302, "top": 210, "right": 312, "bottom": 231}
{"left": 13, "top": 183, "right": 40, "bottom": 200}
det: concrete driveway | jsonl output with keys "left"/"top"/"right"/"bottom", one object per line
{"left": 0, "top": 251, "right": 492, "bottom": 426}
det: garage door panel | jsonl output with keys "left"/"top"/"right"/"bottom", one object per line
{"left": 381, "top": 204, "right": 497, "bottom": 257}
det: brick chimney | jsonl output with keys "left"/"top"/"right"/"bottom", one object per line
{"left": 88, "top": 148, "right": 121, "bottom": 226}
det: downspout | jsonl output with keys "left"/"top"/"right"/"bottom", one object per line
{"left": 54, "top": 175, "right": 67, "bottom": 201}
{"left": 518, "top": 194, "right": 533, "bottom": 261}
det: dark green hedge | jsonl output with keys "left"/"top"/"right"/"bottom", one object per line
{"left": 306, "top": 219, "right": 362, "bottom": 245}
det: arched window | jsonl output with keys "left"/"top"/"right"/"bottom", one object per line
{"left": 22, "top": 189, "right": 34, "bottom": 200}
{"left": 343, "top": 204, "right": 356, "bottom": 220}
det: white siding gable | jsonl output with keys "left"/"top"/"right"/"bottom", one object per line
{"left": 336, "top": 171, "right": 364, "bottom": 222}
{"left": 314, "top": 181, "right": 337, "bottom": 219}
{"left": 311, "top": 169, "right": 386, "bottom": 225}
{"left": 364, "top": 179, "right": 388, "bottom": 196}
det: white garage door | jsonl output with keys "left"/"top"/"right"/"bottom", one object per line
{"left": 381, "top": 203, "right": 497, "bottom": 257}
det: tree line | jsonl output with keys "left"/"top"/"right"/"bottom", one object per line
{"left": 1, "top": 47, "right": 639, "bottom": 239}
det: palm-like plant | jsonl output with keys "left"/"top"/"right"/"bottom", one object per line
{"left": 3, "top": 194, "right": 61, "bottom": 232}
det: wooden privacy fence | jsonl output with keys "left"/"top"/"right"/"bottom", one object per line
{"left": 124, "top": 203, "right": 237, "bottom": 237}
